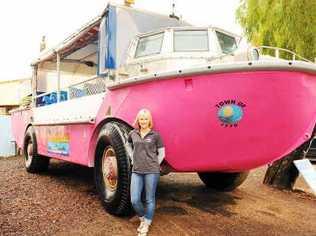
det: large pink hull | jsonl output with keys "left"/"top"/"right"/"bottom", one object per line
{"left": 104, "top": 70, "right": 316, "bottom": 172}
{"left": 11, "top": 70, "right": 316, "bottom": 172}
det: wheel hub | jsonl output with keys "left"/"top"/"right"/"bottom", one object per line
{"left": 102, "top": 147, "right": 118, "bottom": 199}
{"left": 27, "top": 142, "right": 33, "bottom": 158}
{"left": 25, "top": 141, "right": 33, "bottom": 166}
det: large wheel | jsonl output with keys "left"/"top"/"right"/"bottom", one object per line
{"left": 198, "top": 171, "right": 249, "bottom": 192}
{"left": 23, "top": 127, "right": 50, "bottom": 173}
{"left": 94, "top": 122, "right": 133, "bottom": 216}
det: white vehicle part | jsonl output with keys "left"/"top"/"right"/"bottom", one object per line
{"left": 109, "top": 60, "right": 316, "bottom": 90}
{"left": 33, "top": 93, "right": 105, "bottom": 125}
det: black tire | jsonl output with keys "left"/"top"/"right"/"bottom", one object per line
{"left": 23, "top": 127, "right": 49, "bottom": 173}
{"left": 198, "top": 171, "right": 249, "bottom": 192}
{"left": 94, "top": 122, "right": 133, "bottom": 216}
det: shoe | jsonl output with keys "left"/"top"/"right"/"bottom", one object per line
{"left": 137, "top": 221, "right": 145, "bottom": 232}
{"left": 137, "top": 217, "right": 145, "bottom": 232}
{"left": 137, "top": 230, "right": 148, "bottom": 236}
{"left": 138, "top": 222, "right": 150, "bottom": 235}
{"left": 138, "top": 233, "right": 147, "bottom": 236}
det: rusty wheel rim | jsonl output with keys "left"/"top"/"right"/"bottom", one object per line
{"left": 25, "top": 140, "right": 33, "bottom": 167}
{"left": 102, "top": 147, "right": 118, "bottom": 201}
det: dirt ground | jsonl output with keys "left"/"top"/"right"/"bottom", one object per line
{"left": 0, "top": 156, "right": 315, "bottom": 236}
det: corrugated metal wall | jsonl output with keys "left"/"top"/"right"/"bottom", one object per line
{"left": 0, "top": 115, "right": 16, "bottom": 157}
{"left": 0, "top": 78, "right": 31, "bottom": 107}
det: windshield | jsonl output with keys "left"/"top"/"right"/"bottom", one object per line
{"left": 174, "top": 30, "right": 209, "bottom": 52}
{"left": 135, "top": 33, "right": 164, "bottom": 58}
{"left": 216, "top": 31, "right": 237, "bottom": 54}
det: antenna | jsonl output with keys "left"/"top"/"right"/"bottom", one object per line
{"left": 169, "top": 1, "right": 180, "bottom": 20}
{"left": 172, "top": 2, "right": 175, "bottom": 15}
{"left": 40, "top": 36, "right": 46, "bottom": 52}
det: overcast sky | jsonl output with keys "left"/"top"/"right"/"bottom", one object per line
{"left": 0, "top": 0, "right": 242, "bottom": 81}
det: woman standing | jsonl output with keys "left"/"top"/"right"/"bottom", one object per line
{"left": 128, "top": 109, "right": 165, "bottom": 236}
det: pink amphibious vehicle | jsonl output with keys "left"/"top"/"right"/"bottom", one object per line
{"left": 11, "top": 3, "right": 316, "bottom": 215}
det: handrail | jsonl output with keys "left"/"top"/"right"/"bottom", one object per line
{"left": 35, "top": 91, "right": 54, "bottom": 99}
{"left": 34, "top": 76, "right": 105, "bottom": 99}
{"left": 33, "top": 75, "right": 107, "bottom": 106}
{"left": 68, "top": 75, "right": 101, "bottom": 88}
{"left": 258, "top": 46, "right": 314, "bottom": 63}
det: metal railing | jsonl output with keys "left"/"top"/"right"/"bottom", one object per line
{"left": 258, "top": 46, "right": 314, "bottom": 63}
{"left": 68, "top": 76, "right": 107, "bottom": 99}
{"left": 34, "top": 76, "right": 107, "bottom": 107}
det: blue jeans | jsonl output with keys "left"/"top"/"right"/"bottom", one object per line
{"left": 130, "top": 172, "right": 160, "bottom": 224}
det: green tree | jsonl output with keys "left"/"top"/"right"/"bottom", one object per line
{"left": 236, "top": 0, "right": 316, "bottom": 61}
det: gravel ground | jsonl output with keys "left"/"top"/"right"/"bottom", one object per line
{"left": 0, "top": 156, "right": 315, "bottom": 236}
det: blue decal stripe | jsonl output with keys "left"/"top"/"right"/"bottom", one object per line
{"left": 106, "top": 5, "right": 117, "bottom": 69}
{"left": 48, "top": 142, "right": 70, "bottom": 156}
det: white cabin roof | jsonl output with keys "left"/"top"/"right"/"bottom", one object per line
{"left": 31, "top": 2, "right": 190, "bottom": 66}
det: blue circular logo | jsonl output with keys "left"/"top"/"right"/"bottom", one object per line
{"left": 217, "top": 104, "right": 243, "bottom": 124}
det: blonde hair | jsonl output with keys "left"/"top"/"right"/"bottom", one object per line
{"left": 133, "top": 108, "right": 153, "bottom": 129}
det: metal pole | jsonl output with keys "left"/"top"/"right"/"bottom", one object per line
{"left": 31, "top": 65, "right": 38, "bottom": 107}
{"left": 275, "top": 49, "right": 279, "bottom": 59}
{"left": 56, "top": 52, "right": 61, "bottom": 103}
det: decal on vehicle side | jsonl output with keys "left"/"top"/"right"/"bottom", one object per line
{"left": 215, "top": 100, "right": 246, "bottom": 127}
{"left": 47, "top": 126, "right": 70, "bottom": 155}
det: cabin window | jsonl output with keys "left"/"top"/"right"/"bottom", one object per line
{"left": 216, "top": 31, "right": 237, "bottom": 54}
{"left": 135, "top": 33, "right": 164, "bottom": 58}
{"left": 174, "top": 30, "right": 209, "bottom": 52}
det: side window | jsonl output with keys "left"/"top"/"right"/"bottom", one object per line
{"left": 216, "top": 31, "right": 237, "bottom": 54}
{"left": 135, "top": 33, "right": 164, "bottom": 58}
